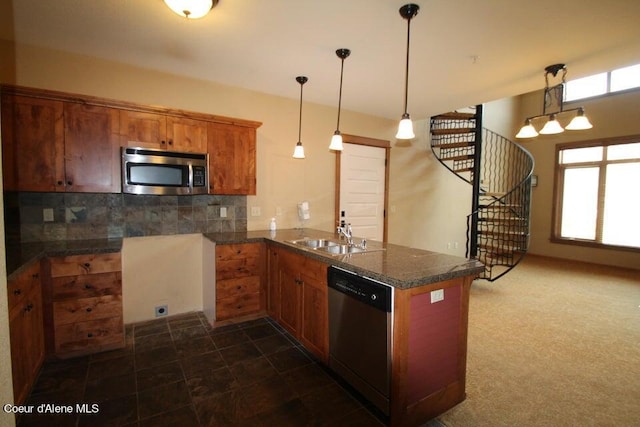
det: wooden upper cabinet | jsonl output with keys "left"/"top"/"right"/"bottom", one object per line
{"left": 64, "top": 103, "right": 120, "bottom": 193}
{"left": 167, "top": 116, "right": 208, "bottom": 153}
{"left": 1, "top": 94, "right": 64, "bottom": 192}
{"left": 208, "top": 123, "right": 257, "bottom": 195}
{"left": 120, "top": 110, "right": 168, "bottom": 150}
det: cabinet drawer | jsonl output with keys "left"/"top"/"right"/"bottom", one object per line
{"left": 55, "top": 316, "right": 124, "bottom": 354}
{"left": 216, "top": 293, "right": 261, "bottom": 320}
{"left": 7, "top": 263, "right": 41, "bottom": 311}
{"left": 54, "top": 295, "right": 122, "bottom": 326}
{"left": 52, "top": 272, "right": 122, "bottom": 301}
{"left": 216, "top": 276, "right": 261, "bottom": 300}
{"left": 50, "top": 253, "right": 121, "bottom": 278}
{"left": 216, "top": 257, "right": 260, "bottom": 280}
{"left": 216, "top": 243, "right": 261, "bottom": 261}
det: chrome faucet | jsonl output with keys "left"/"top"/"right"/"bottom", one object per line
{"left": 337, "top": 223, "right": 353, "bottom": 246}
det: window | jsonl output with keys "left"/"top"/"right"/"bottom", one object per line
{"left": 564, "top": 63, "right": 640, "bottom": 102}
{"left": 554, "top": 136, "right": 640, "bottom": 251}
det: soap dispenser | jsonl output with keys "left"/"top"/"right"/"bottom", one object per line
{"left": 269, "top": 217, "right": 277, "bottom": 231}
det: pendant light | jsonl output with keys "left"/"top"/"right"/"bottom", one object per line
{"left": 396, "top": 4, "right": 420, "bottom": 140}
{"left": 516, "top": 64, "right": 593, "bottom": 139}
{"left": 293, "top": 76, "right": 308, "bottom": 159}
{"left": 329, "top": 49, "right": 351, "bottom": 151}
{"left": 164, "top": 0, "right": 218, "bottom": 19}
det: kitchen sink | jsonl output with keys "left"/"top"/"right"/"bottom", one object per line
{"left": 316, "top": 244, "right": 367, "bottom": 255}
{"left": 287, "top": 238, "right": 340, "bottom": 249}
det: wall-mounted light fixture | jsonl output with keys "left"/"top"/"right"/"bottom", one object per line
{"left": 396, "top": 3, "right": 420, "bottom": 139}
{"left": 516, "top": 64, "right": 593, "bottom": 139}
{"left": 164, "top": 0, "right": 218, "bottom": 19}
{"left": 329, "top": 49, "right": 351, "bottom": 151}
{"left": 293, "top": 76, "right": 308, "bottom": 159}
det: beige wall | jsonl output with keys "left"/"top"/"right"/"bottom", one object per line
{"left": 122, "top": 234, "right": 207, "bottom": 323}
{"left": 516, "top": 89, "right": 640, "bottom": 269}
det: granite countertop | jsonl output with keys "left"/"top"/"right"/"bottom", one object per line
{"left": 5, "top": 239, "right": 123, "bottom": 280}
{"left": 205, "top": 229, "right": 485, "bottom": 289}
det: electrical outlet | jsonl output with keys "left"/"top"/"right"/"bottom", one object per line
{"left": 430, "top": 289, "right": 444, "bottom": 303}
{"left": 155, "top": 305, "right": 168, "bottom": 317}
{"left": 220, "top": 206, "right": 227, "bottom": 218}
{"left": 276, "top": 206, "right": 283, "bottom": 216}
{"left": 43, "top": 208, "right": 54, "bottom": 222}
{"left": 251, "top": 207, "right": 261, "bottom": 217}
{"left": 454, "top": 242, "right": 459, "bottom": 249}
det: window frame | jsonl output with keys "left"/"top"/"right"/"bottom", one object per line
{"left": 564, "top": 63, "right": 640, "bottom": 103}
{"left": 551, "top": 134, "right": 640, "bottom": 253}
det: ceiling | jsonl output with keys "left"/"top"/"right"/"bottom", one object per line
{"left": 3, "top": 0, "right": 640, "bottom": 120}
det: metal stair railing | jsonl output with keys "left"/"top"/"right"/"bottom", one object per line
{"left": 430, "top": 108, "right": 534, "bottom": 281}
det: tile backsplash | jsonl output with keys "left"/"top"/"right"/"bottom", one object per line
{"left": 4, "top": 192, "right": 247, "bottom": 243}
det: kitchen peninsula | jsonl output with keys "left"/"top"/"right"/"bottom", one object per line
{"left": 208, "top": 228, "right": 484, "bottom": 426}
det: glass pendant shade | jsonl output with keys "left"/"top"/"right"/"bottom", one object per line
{"left": 164, "top": 0, "right": 214, "bottom": 18}
{"left": 329, "top": 131, "right": 344, "bottom": 151}
{"left": 396, "top": 114, "right": 415, "bottom": 139}
{"left": 539, "top": 114, "right": 564, "bottom": 135}
{"left": 516, "top": 119, "right": 539, "bottom": 138}
{"left": 293, "top": 142, "right": 305, "bottom": 159}
{"left": 565, "top": 108, "right": 593, "bottom": 130}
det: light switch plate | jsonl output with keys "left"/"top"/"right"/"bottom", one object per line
{"left": 220, "top": 206, "right": 227, "bottom": 218}
{"left": 430, "top": 289, "right": 444, "bottom": 303}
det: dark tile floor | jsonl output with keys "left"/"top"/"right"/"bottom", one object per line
{"left": 17, "top": 312, "right": 395, "bottom": 427}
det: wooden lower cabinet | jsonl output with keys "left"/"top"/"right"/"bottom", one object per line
{"left": 7, "top": 261, "right": 45, "bottom": 405}
{"left": 269, "top": 246, "right": 329, "bottom": 363}
{"left": 47, "top": 252, "right": 124, "bottom": 357}
{"left": 215, "top": 243, "right": 265, "bottom": 321}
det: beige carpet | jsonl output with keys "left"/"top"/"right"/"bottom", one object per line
{"left": 438, "top": 255, "right": 640, "bottom": 427}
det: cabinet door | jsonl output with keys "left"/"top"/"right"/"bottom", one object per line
{"left": 278, "top": 262, "right": 301, "bottom": 336}
{"left": 167, "top": 116, "right": 208, "bottom": 153}
{"left": 64, "top": 103, "right": 120, "bottom": 192}
{"left": 119, "top": 110, "right": 168, "bottom": 150}
{"left": 25, "top": 283, "right": 45, "bottom": 386}
{"left": 208, "top": 123, "right": 256, "bottom": 195}
{"left": 1, "top": 94, "right": 64, "bottom": 191}
{"left": 299, "top": 263, "right": 329, "bottom": 362}
{"left": 267, "top": 246, "right": 280, "bottom": 319}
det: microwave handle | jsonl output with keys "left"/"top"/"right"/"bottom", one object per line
{"left": 188, "top": 163, "right": 194, "bottom": 194}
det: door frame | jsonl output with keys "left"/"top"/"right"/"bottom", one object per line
{"left": 334, "top": 134, "right": 391, "bottom": 242}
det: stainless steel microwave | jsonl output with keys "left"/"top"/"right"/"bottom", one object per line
{"left": 121, "top": 147, "right": 209, "bottom": 195}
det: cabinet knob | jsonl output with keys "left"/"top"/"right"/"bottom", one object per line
{"left": 161, "top": 140, "right": 166, "bottom": 145}
{"left": 87, "top": 333, "right": 93, "bottom": 338}
{"left": 84, "top": 263, "right": 91, "bottom": 268}
{"left": 86, "top": 307, "right": 93, "bottom": 313}
{"left": 84, "top": 283, "right": 93, "bottom": 289}
{"left": 32, "top": 273, "right": 39, "bottom": 279}
{"left": 57, "top": 180, "right": 63, "bottom": 185}
{"left": 168, "top": 139, "right": 173, "bottom": 146}
{"left": 24, "top": 303, "right": 33, "bottom": 312}
{"left": 236, "top": 285, "right": 242, "bottom": 290}
{"left": 13, "top": 289, "right": 21, "bottom": 296}
{"left": 67, "top": 181, "right": 73, "bottom": 186}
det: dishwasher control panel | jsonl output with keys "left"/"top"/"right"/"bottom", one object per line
{"left": 328, "top": 267, "right": 392, "bottom": 312}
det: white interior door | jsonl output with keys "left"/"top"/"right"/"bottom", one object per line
{"left": 339, "top": 143, "right": 386, "bottom": 241}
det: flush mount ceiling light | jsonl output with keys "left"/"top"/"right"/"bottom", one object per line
{"left": 516, "top": 63, "right": 593, "bottom": 139}
{"left": 293, "top": 76, "right": 308, "bottom": 159}
{"left": 164, "top": 0, "right": 218, "bottom": 19}
{"left": 329, "top": 48, "right": 351, "bottom": 152}
{"left": 396, "top": 3, "right": 420, "bottom": 140}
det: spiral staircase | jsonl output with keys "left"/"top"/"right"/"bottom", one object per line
{"left": 430, "top": 105, "right": 534, "bottom": 281}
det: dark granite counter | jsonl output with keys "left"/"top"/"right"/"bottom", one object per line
{"left": 205, "top": 229, "right": 484, "bottom": 289}
{"left": 5, "top": 239, "right": 123, "bottom": 280}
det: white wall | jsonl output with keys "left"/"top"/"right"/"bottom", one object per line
{"left": 122, "top": 234, "right": 206, "bottom": 323}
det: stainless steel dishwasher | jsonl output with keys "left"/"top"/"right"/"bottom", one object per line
{"left": 328, "top": 266, "right": 393, "bottom": 415}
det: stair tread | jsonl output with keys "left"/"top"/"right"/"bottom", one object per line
{"left": 480, "top": 192, "right": 507, "bottom": 198}
{"left": 441, "top": 154, "right": 474, "bottom": 161}
{"left": 432, "top": 141, "right": 476, "bottom": 149}
{"left": 432, "top": 112, "right": 477, "bottom": 120}
{"left": 478, "top": 230, "right": 527, "bottom": 236}
{"left": 431, "top": 128, "right": 476, "bottom": 135}
{"left": 478, "top": 217, "right": 525, "bottom": 222}
{"left": 479, "top": 204, "right": 521, "bottom": 208}
{"left": 454, "top": 167, "right": 474, "bottom": 173}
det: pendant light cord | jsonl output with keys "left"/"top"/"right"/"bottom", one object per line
{"left": 403, "top": 17, "right": 411, "bottom": 115}
{"left": 336, "top": 57, "right": 345, "bottom": 131}
{"left": 298, "top": 81, "right": 304, "bottom": 142}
